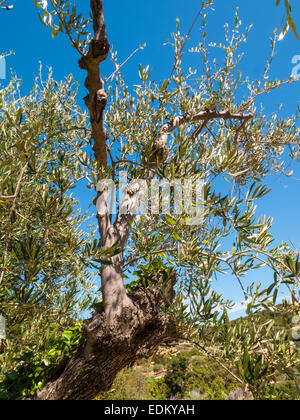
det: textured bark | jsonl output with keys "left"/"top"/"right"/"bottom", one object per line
{"left": 96, "top": 179, "right": 144, "bottom": 320}
{"left": 78, "top": 1, "right": 133, "bottom": 321}
{"left": 79, "top": 0, "right": 110, "bottom": 167}
{"left": 34, "top": 272, "right": 177, "bottom": 400}
{"left": 143, "top": 110, "right": 252, "bottom": 170}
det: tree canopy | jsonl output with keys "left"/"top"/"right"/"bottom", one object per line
{"left": 0, "top": 0, "right": 299, "bottom": 400}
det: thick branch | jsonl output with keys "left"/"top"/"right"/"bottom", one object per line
{"left": 95, "top": 187, "right": 111, "bottom": 239}
{"left": 97, "top": 181, "right": 143, "bottom": 320}
{"left": 163, "top": 109, "right": 253, "bottom": 136}
{"left": 78, "top": 0, "right": 110, "bottom": 167}
{"left": 0, "top": 0, "right": 6, "bottom": 5}
{"left": 113, "top": 181, "right": 142, "bottom": 247}
{"left": 91, "top": 0, "right": 107, "bottom": 42}
{"left": 145, "top": 109, "right": 253, "bottom": 170}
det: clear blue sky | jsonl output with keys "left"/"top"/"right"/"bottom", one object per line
{"left": 1, "top": 0, "right": 299, "bottom": 317}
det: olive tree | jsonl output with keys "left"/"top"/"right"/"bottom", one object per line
{"left": 1, "top": 0, "right": 299, "bottom": 400}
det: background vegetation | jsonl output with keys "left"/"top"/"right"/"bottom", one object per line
{"left": 0, "top": 0, "right": 299, "bottom": 400}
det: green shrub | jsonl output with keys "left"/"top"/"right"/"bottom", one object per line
{"left": 149, "top": 377, "right": 167, "bottom": 400}
{"left": 164, "top": 355, "right": 189, "bottom": 398}
{"left": 263, "top": 380, "right": 300, "bottom": 400}
{"left": 0, "top": 322, "right": 82, "bottom": 400}
{"left": 98, "top": 367, "right": 153, "bottom": 400}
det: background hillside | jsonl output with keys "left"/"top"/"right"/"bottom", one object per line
{"left": 97, "top": 308, "right": 300, "bottom": 401}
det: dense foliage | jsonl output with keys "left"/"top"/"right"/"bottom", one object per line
{"left": 0, "top": 0, "right": 299, "bottom": 400}
{"left": 0, "top": 323, "right": 82, "bottom": 399}
{"left": 99, "top": 335, "right": 299, "bottom": 401}
{"left": 0, "top": 73, "right": 98, "bottom": 399}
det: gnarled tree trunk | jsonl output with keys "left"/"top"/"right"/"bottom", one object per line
{"left": 34, "top": 272, "right": 177, "bottom": 400}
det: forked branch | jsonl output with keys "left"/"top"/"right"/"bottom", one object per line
{"left": 145, "top": 109, "right": 253, "bottom": 169}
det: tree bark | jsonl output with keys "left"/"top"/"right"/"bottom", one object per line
{"left": 78, "top": 0, "right": 110, "bottom": 167}
{"left": 33, "top": 272, "right": 177, "bottom": 400}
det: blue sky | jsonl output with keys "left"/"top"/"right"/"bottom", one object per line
{"left": 1, "top": 0, "right": 299, "bottom": 318}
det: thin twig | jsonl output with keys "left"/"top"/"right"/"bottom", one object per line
{"left": 106, "top": 46, "right": 145, "bottom": 83}
{"left": 49, "top": 0, "right": 84, "bottom": 56}
{"left": 183, "top": 337, "right": 245, "bottom": 386}
{"left": 167, "top": 1, "right": 205, "bottom": 83}
{"left": 114, "top": 159, "right": 156, "bottom": 174}
{"left": 0, "top": 195, "right": 16, "bottom": 200}
{"left": 191, "top": 119, "right": 209, "bottom": 140}
{"left": 123, "top": 248, "right": 178, "bottom": 269}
